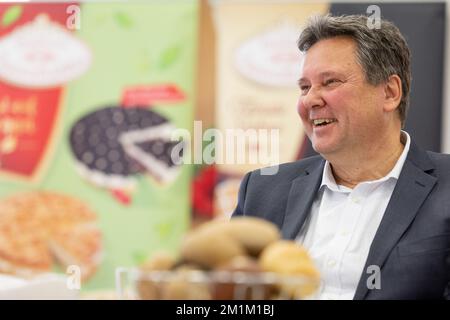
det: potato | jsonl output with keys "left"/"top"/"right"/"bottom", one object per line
{"left": 180, "top": 226, "right": 245, "bottom": 269}
{"left": 136, "top": 279, "right": 162, "bottom": 300}
{"left": 161, "top": 269, "right": 212, "bottom": 300}
{"left": 212, "top": 256, "right": 276, "bottom": 300}
{"left": 194, "top": 217, "right": 281, "bottom": 257}
{"left": 259, "top": 240, "right": 320, "bottom": 278}
{"left": 227, "top": 217, "right": 281, "bottom": 256}
{"left": 140, "top": 251, "right": 176, "bottom": 271}
{"left": 137, "top": 251, "right": 176, "bottom": 300}
{"left": 259, "top": 240, "right": 320, "bottom": 298}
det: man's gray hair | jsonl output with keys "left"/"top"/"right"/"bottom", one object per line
{"left": 298, "top": 14, "right": 411, "bottom": 127}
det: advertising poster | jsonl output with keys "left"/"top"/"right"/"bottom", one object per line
{"left": 0, "top": 1, "right": 199, "bottom": 290}
{"left": 212, "top": 1, "right": 329, "bottom": 218}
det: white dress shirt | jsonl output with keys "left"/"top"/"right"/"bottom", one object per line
{"left": 296, "top": 131, "right": 411, "bottom": 300}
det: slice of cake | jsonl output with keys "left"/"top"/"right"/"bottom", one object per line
{"left": 119, "top": 133, "right": 185, "bottom": 184}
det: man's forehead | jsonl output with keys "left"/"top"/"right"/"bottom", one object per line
{"left": 299, "top": 38, "right": 359, "bottom": 79}
{"left": 302, "top": 37, "right": 358, "bottom": 63}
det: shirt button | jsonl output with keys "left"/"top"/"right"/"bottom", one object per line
{"left": 341, "top": 231, "right": 350, "bottom": 237}
{"left": 351, "top": 197, "right": 360, "bottom": 204}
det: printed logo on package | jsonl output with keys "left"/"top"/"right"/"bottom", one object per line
{"left": 0, "top": 13, "right": 91, "bottom": 181}
{"left": 234, "top": 21, "right": 303, "bottom": 88}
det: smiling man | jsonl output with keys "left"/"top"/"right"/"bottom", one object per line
{"left": 232, "top": 15, "right": 450, "bottom": 300}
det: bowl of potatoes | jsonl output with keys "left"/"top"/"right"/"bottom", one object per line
{"left": 116, "top": 217, "right": 321, "bottom": 300}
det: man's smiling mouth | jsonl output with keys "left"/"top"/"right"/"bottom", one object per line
{"left": 312, "top": 118, "right": 337, "bottom": 127}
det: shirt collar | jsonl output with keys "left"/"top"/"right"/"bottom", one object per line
{"left": 320, "top": 131, "right": 411, "bottom": 191}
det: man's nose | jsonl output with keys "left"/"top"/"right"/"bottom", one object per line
{"left": 302, "top": 86, "right": 325, "bottom": 109}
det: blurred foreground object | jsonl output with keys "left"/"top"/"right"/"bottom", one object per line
{"left": 0, "top": 273, "right": 78, "bottom": 300}
{"left": 116, "top": 217, "right": 320, "bottom": 300}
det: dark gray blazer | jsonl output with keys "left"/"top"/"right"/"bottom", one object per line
{"left": 232, "top": 140, "right": 450, "bottom": 299}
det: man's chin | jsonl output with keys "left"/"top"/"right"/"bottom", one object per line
{"left": 311, "top": 142, "right": 339, "bottom": 158}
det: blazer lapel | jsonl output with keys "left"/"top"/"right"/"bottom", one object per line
{"left": 281, "top": 159, "right": 324, "bottom": 239}
{"left": 353, "top": 143, "right": 437, "bottom": 300}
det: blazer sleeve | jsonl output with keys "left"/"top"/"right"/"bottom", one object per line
{"left": 231, "top": 171, "right": 252, "bottom": 218}
{"left": 445, "top": 266, "right": 450, "bottom": 299}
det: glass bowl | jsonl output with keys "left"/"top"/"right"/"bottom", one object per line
{"left": 115, "top": 268, "right": 320, "bottom": 300}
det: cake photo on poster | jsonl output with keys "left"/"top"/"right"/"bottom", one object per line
{"left": 234, "top": 21, "right": 303, "bottom": 88}
{"left": 0, "top": 14, "right": 91, "bottom": 89}
{"left": 0, "top": 14, "right": 92, "bottom": 88}
{"left": 69, "top": 105, "right": 185, "bottom": 204}
{"left": 0, "top": 11, "right": 92, "bottom": 181}
{"left": 0, "top": 191, "right": 102, "bottom": 281}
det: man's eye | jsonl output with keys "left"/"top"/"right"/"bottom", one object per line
{"left": 324, "top": 79, "right": 340, "bottom": 86}
{"left": 300, "top": 86, "right": 310, "bottom": 94}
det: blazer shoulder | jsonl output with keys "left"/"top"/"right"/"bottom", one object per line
{"left": 233, "top": 155, "right": 324, "bottom": 219}
{"left": 247, "top": 155, "right": 324, "bottom": 183}
{"left": 427, "top": 150, "right": 450, "bottom": 163}
{"left": 426, "top": 151, "right": 450, "bottom": 177}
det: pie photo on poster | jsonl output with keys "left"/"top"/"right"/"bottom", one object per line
{"left": 0, "top": 191, "right": 102, "bottom": 281}
{"left": 69, "top": 105, "right": 185, "bottom": 202}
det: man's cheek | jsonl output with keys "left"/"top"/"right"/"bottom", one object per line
{"left": 297, "top": 100, "right": 307, "bottom": 118}
{"left": 324, "top": 90, "right": 346, "bottom": 103}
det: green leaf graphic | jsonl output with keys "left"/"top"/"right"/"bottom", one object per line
{"left": 158, "top": 46, "right": 181, "bottom": 70}
{"left": 114, "top": 12, "right": 133, "bottom": 29}
{"left": 132, "top": 251, "right": 148, "bottom": 265}
{"left": 156, "top": 221, "right": 173, "bottom": 239}
{"left": 2, "top": 5, "right": 23, "bottom": 28}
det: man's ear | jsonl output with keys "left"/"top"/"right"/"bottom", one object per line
{"left": 383, "top": 74, "right": 402, "bottom": 113}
